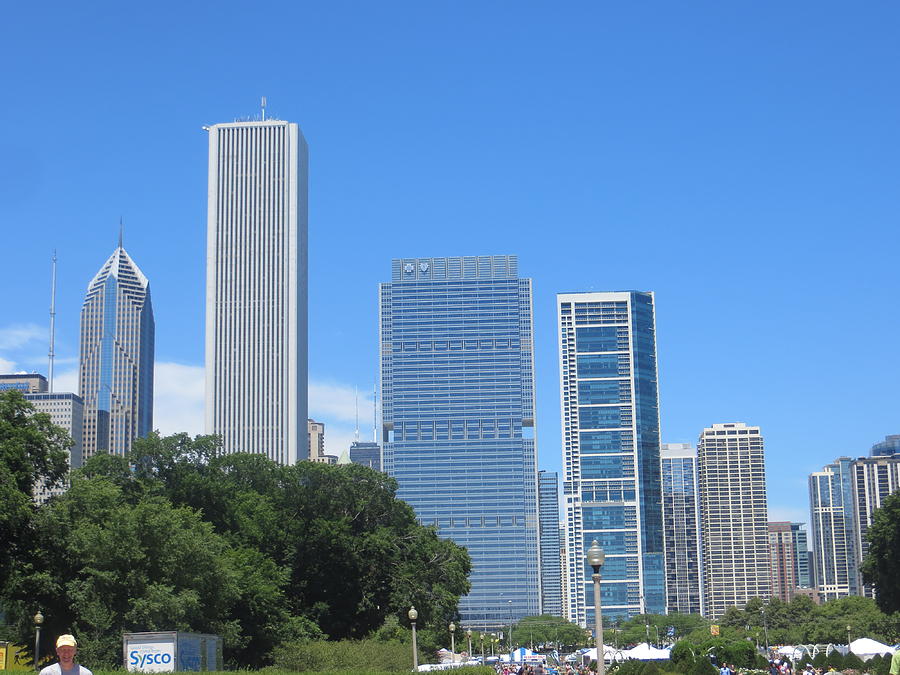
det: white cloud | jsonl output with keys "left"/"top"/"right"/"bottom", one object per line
{"left": 153, "top": 363, "right": 205, "bottom": 436}
{"left": 309, "top": 379, "right": 375, "bottom": 426}
{"left": 0, "top": 324, "right": 45, "bottom": 350}
{"left": 0, "top": 357, "right": 16, "bottom": 372}
{"left": 54, "top": 368, "right": 78, "bottom": 393}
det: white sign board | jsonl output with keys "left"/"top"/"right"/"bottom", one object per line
{"left": 126, "top": 640, "right": 176, "bottom": 672}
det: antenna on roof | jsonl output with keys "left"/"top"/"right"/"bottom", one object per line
{"left": 261, "top": 96, "right": 267, "bottom": 121}
{"left": 48, "top": 250, "right": 57, "bottom": 393}
{"left": 119, "top": 216, "right": 124, "bottom": 249}
{"left": 354, "top": 386, "right": 360, "bottom": 443}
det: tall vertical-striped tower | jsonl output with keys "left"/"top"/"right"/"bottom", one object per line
{"left": 205, "top": 117, "right": 308, "bottom": 464}
{"left": 79, "top": 244, "right": 154, "bottom": 459}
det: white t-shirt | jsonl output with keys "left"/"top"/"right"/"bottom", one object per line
{"left": 39, "top": 662, "right": 93, "bottom": 675}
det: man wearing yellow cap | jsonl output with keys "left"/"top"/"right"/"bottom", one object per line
{"left": 39, "top": 635, "right": 92, "bottom": 675}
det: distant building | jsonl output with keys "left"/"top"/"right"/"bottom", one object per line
{"left": 538, "top": 470, "right": 563, "bottom": 616}
{"left": 0, "top": 373, "right": 48, "bottom": 394}
{"left": 661, "top": 442, "right": 703, "bottom": 615}
{"left": 870, "top": 435, "right": 900, "bottom": 457}
{"left": 25, "top": 392, "right": 84, "bottom": 503}
{"left": 205, "top": 117, "right": 309, "bottom": 464}
{"left": 380, "top": 255, "right": 540, "bottom": 626}
{"left": 698, "top": 422, "right": 770, "bottom": 619}
{"left": 850, "top": 453, "right": 900, "bottom": 596}
{"left": 768, "top": 522, "right": 809, "bottom": 602}
{"left": 559, "top": 291, "right": 665, "bottom": 625}
{"left": 808, "top": 457, "right": 857, "bottom": 601}
{"left": 307, "top": 419, "right": 328, "bottom": 462}
{"left": 79, "top": 243, "right": 154, "bottom": 459}
{"left": 349, "top": 441, "right": 382, "bottom": 471}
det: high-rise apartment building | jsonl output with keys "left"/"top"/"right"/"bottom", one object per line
{"left": 26, "top": 392, "right": 84, "bottom": 503}
{"left": 205, "top": 117, "right": 308, "bottom": 465}
{"left": 850, "top": 453, "right": 900, "bottom": 597}
{"left": 808, "top": 457, "right": 857, "bottom": 601}
{"left": 768, "top": 522, "right": 809, "bottom": 602}
{"left": 380, "top": 255, "right": 540, "bottom": 626}
{"left": 697, "top": 422, "right": 770, "bottom": 619}
{"left": 349, "top": 441, "right": 382, "bottom": 471}
{"left": 661, "top": 442, "right": 703, "bottom": 615}
{"left": 79, "top": 244, "right": 154, "bottom": 458}
{"left": 0, "top": 373, "right": 48, "bottom": 393}
{"left": 539, "top": 470, "right": 564, "bottom": 616}
{"left": 558, "top": 291, "right": 665, "bottom": 625}
{"left": 308, "top": 419, "right": 326, "bottom": 461}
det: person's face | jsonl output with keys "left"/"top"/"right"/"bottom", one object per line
{"left": 56, "top": 646, "right": 76, "bottom": 663}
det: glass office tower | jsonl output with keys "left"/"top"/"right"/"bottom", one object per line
{"left": 661, "top": 443, "right": 703, "bottom": 615}
{"left": 539, "top": 470, "right": 564, "bottom": 616}
{"left": 808, "top": 457, "right": 857, "bottom": 601}
{"left": 380, "top": 255, "right": 540, "bottom": 627}
{"left": 558, "top": 291, "right": 665, "bottom": 626}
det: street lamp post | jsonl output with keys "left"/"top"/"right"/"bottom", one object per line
{"left": 33, "top": 611, "right": 44, "bottom": 672}
{"left": 654, "top": 626, "right": 660, "bottom": 648}
{"left": 409, "top": 607, "right": 419, "bottom": 671}
{"left": 586, "top": 540, "right": 606, "bottom": 675}
{"left": 645, "top": 622, "right": 651, "bottom": 646}
{"left": 761, "top": 608, "right": 769, "bottom": 653}
{"left": 467, "top": 629, "right": 472, "bottom": 657}
{"left": 449, "top": 623, "right": 456, "bottom": 658}
{"left": 491, "top": 634, "right": 496, "bottom": 657}
{"left": 480, "top": 633, "right": 485, "bottom": 663}
{"left": 847, "top": 625, "right": 852, "bottom": 647}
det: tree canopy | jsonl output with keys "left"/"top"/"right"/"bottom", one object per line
{"left": 510, "top": 615, "right": 589, "bottom": 648}
{"left": 0, "top": 429, "right": 472, "bottom": 667}
{"left": 862, "top": 491, "right": 900, "bottom": 614}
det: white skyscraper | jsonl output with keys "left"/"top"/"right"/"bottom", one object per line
{"left": 205, "top": 117, "right": 308, "bottom": 464}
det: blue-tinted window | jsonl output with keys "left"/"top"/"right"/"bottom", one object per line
{"left": 576, "top": 354, "right": 622, "bottom": 377}
{"left": 583, "top": 505, "right": 636, "bottom": 529}
{"left": 579, "top": 406, "right": 626, "bottom": 429}
{"left": 576, "top": 326, "right": 618, "bottom": 352}
{"left": 579, "top": 431, "right": 629, "bottom": 453}
{"left": 578, "top": 380, "right": 622, "bottom": 405}
{"left": 581, "top": 455, "right": 634, "bottom": 479}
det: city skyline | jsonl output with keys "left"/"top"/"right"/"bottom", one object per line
{"left": 2, "top": 1, "right": 899, "bottom": 533}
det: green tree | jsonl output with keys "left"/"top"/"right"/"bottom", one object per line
{"left": 510, "top": 615, "right": 588, "bottom": 648}
{"left": 862, "top": 492, "right": 900, "bottom": 614}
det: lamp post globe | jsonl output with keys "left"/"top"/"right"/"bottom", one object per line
{"left": 466, "top": 629, "right": 472, "bottom": 657}
{"left": 33, "top": 611, "right": 44, "bottom": 672}
{"left": 408, "top": 607, "right": 419, "bottom": 670}
{"left": 585, "top": 540, "right": 606, "bottom": 675}
{"left": 449, "top": 623, "right": 456, "bottom": 657}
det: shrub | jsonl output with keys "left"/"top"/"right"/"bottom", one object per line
{"left": 271, "top": 639, "right": 428, "bottom": 672}
{"left": 844, "top": 652, "right": 865, "bottom": 670}
{"left": 690, "top": 659, "right": 718, "bottom": 675}
{"left": 825, "top": 650, "right": 845, "bottom": 670}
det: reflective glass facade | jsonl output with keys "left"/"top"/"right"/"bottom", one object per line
{"left": 79, "top": 246, "right": 154, "bottom": 459}
{"left": 558, "top": 292, "right": 665, "bottom": 626}
{"left": 808, "top": 457, "right": 857, "bottom": 601}
{"left": 539, "top": 470, "right": 563, "bottom": 616}
{"left": 380, "top": 255, "right": 540, "bottom": 627}
{"left": 850, "top": 454, "right": 900, "bottom": 597}
{"left": 661, "top": 443, "right": 702, "bottom": 615}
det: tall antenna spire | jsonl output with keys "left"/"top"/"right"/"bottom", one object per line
{"left": 48, "top": 250, "right": 57, "bottom": 393}
{"left": 354, "top": 386, "right": 360, "bottom": 443}
{"left": 261, "top": 96, "right": 267, "bottom": 121}
{"left": 118, "top": 216, "right": 124, "bottom": 249}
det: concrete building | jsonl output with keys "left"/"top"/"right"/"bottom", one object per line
{"left": 698, "top": 422, "right": 770, "bottom": 619}
{"left": 559, "top": 291, "right": 665, "bottom": 625}
{"left": 205, "top": 116, "right": 308, "bottom": 465}
{"left": 0, "top": 373, "right": 48, "bottom": 394}
{"left": 661, "top": 442, "right": 703, "bottom": 615}
{"left": 768, "top": 522, "right": 809, "bottom": 602}
{"left": 380, "top": 255, "right": 540, "bottom": 626}
{"left": 850, "top": 453, "right": 900, "bottom": 597}
{"left": 79, "top": 243, "right": 154, "bottom": 459}
{"left": 808, "top": 457, "right": 857, "bottom": 601}
{"left": 26, "top": 392, "right": 84, "bottom": 503}
{"left": 538, "top": 470, "right": 563, "bottom": 616}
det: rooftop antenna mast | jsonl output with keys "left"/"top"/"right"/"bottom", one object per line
{"left": 261, "top": 96, "right": 267, "bottom": 121}
{"left": 354, "top": 386, "right": 360, "bottom": 443}
{"left": 48, "top": 250, "right": 57, "bottom": 393}
{"left": 119, "top": 216, "right": 124, "bottom": 249}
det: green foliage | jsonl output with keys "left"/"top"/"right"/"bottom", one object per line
{"left": 862, "top": 492, "right": 900, "bottom": 614}
{"left": 615, "top": 613, "right": 708, "bottom": 646}
{"left": 271, "top": 639, "right": 427, "bottom": 671}
{"left": 670, "top": 640, "right": 698, "bottom": 669}
{"left": 813, "top": 651, "right": 828, "bottom": 668}
{"left": 511, "top": 615, "right": 589, "bottom": 648}
{"left": 690, "top": 658, "right": 718, "bottom": 675}
{"left": 844, "top": 652, "right": 865, "bottom": 670}
{"left": 825, "top": 650, "right": 845, "bottom": 669}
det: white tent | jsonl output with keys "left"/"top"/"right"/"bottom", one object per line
{"left": 504, "top": 647, "right": 545, "bottom": 663}
{"left": 849, "top": 638, "right": 895, "bottom": 661}
{"left": 622, "top": 643, "right": 671, "bottom": 661}
{"left": 580, "top": 646, "right": 621, "bottom": 663}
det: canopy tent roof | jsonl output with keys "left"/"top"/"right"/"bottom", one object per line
{"left": 850, "top": 638, "right": 895, "bottom": 658}
{"left": 621, "top": 643, "right": 671, "bottom": 661}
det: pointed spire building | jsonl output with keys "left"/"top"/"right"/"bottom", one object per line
{"left": 78, "top": 242, "right": 154, "bottom": 458}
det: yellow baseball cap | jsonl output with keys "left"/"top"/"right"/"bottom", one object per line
{"left": 56, "top": 635, "right": 77, "bottom": 648}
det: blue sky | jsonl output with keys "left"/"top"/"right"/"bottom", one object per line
{"left": 1, "top": 1, "right": 898, "bottom": 524}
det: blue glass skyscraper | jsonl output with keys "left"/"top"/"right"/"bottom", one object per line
{"left": 539, "top": 470, "right": 564, "bottom": 616}
{"left": 380, "top": 255, "right": 540, "bottom": 626}
{"left": 558, "top": 291, "right": 665, "bottom": 625}
{"left": 808, "top": 457, "right": 857, "bottom": 601}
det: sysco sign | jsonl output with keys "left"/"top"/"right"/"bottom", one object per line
{"left": 127, "top": 642, "right": 175, "bottom": 672}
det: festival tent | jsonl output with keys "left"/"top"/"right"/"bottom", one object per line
{"left": 502, "top": 647, "right": 545, "bottom": 663}
{"left": 580, "top": 646, "right": 626, "bottom": 663}
{"left": 849, "top": 638, "right": 895, "bottom": 661}
{"left": 621, "top": 643, "right": 671, "bottom": 661}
